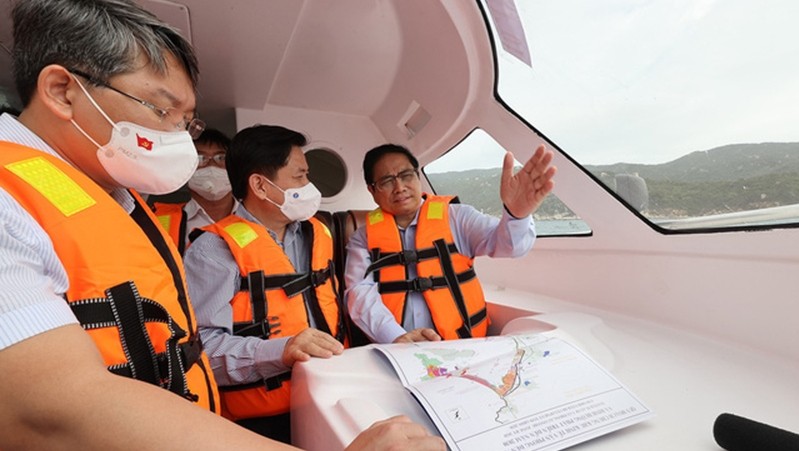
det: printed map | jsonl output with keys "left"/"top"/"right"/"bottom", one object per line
{"left": 376, "top": 333, "right": 652, "bottom": 451}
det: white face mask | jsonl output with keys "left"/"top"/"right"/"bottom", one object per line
{"left": 188, "top": 166, "right": 232, "bottom": 201}
{"left": 264, "top": 179, "right": 322, "bottom": 222}
{"left": 70, "top": 76, "right": 199, "bottom": 195}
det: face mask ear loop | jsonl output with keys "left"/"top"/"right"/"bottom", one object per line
{"left": 70, "top": 118, "right": 104, "bottom": 149}
{"left": 71, "top": 74, "right": 120, "bottom": 132}
{"left": 262, "top": 176, "right": 286, "bottom": 208}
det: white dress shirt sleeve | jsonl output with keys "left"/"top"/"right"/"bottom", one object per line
{"left": 344, "top": 227, "right": 408, "bottom": 344}
{"left": 183, "top": 232, "right": 290, "bottom": 386}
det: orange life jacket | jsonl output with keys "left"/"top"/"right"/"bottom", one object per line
{"left": 365, "top": 194, "right": 488, "bottom": 340}
{"left": 0, "top": 141, "right": 219, "bottom": 412}
{"left": 152, "top": 201, "right": 188, "bottom": 255}
{"left": 202, "top": 215, "right": 343, "bottom": 419}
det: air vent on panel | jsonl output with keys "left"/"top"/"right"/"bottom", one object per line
{"left": 398, "top": 100, "right": 431, "bottom": 139}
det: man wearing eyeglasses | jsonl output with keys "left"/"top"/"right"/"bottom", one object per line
{"left": 152, "top": 128, "right": 240, "bottom": 254}
{"left": 0, "top": 1, "right": 443, "bottom": 450}
{"left": 345, "top": 144, "right": 556, "bottom": 344}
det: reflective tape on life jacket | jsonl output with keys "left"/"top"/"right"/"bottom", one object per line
{"left": 365, "top": 194, "right": 488, "bottom": 340}
{"left": 152, "top": 201, "right": 187, "bottom": 255}
{"left": 202, "top": 215, "right": 343, "bottom": 419}
{"left": 0, "top": 142, "right": 219, "bottom": 412}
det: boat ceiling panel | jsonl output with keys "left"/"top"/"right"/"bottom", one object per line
{"left": 268, "top": 1, "right": 402, "bottom": 116}
{"left": 177, "top": 0, "right": 304, "bottom": 117}
{"left": 0, "top": 1, "right": 478, "bottom": 149}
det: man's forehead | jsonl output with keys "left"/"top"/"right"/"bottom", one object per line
{"left": 196, "top": 143, "right": 225, "bottom": 154}
{"left": 114, "top": 55, "right": 196, "bottom": 108}
{"left": 286, "top": 147, "right": 308, "bottom": 168}
{"left": 375, "top": 153, "right": 414, "bottom": 175}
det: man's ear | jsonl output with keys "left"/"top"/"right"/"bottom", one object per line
{"left": 248, "top": 173, "right": 270, "bottom": 201}
{"left": 36, "top": 65, "right": 78, "bottom": 121}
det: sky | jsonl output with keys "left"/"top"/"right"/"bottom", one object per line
{"left": 449, "top": 0, "right": 799, "bottom": 169}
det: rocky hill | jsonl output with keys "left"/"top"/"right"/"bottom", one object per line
{"left": 425, "top": 142, "right": 799, "bottom": 218}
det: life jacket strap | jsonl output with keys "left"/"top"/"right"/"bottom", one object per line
{"left": 187, "top": 227, "right": 205, "bottom": 244}
{"left": 70, "top": 281, "right": 192, "bottom": 398}
{"left": 175, "top": 209, "right": 188, "bottom": 255}
{"left": 376, "top": 267, "right": 477, "bottom": 293}
{"left": 218, "top": 371, "right": 292, "bottom": 392}
{"left": 456, "top": 307, "right": 488, "bottom": 339}
{"left": 432, "top": 238, "right": 473, "bottom": 337}
{"left": 108, "top": 338, "right": 203, "bottom": 398}
{"left": 234, "top": 270, "right": 281, "bottom": 339}
{"left": 303, "top": 260, "right": 336, "bottom": 337}
{"left": 232, "top": 318, "right": 282, "bottom": 338}
{"left": 365, "top": 243, "right": 460, "bottom": 275}
{"left": 238, "top": 268, "right": 332, "bottom": 298}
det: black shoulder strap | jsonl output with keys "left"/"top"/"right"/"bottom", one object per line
{"left": 432, "top": 238, "right": 472, "bottom": 338}
{"left": 176, "top": 209, "right": 188, "bottom": 256}
{"left": 188, "top": 227, "right": 206, "bottom": 244}
{"left": 129, "top": 194, "right": 194, "bottom": 336}
{"left": 300, "top": 220, "right": 333, "bottom": 336}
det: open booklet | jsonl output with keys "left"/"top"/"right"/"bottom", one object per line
{"left": 375, "top": 333, "right": 653, "bottom": 451}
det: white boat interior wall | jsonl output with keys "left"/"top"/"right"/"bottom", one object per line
{"left": 173, "top": 0, "right": 799, "bottom": 364}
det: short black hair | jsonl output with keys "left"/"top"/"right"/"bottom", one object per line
{"left": 193, "top": 128, "right": 230, "bottom": 151}
{"left": 227, "top": 124, "right": 307, "bottom": 200}
{"left": 362, "top": 144, "right": 419, "bottom": 186}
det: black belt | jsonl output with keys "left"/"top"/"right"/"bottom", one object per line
{"left": 377, "top": 267, "right": 477, "bottom": 294}
{"left": 239, "top": 267, "right": 332, "bottom": 298}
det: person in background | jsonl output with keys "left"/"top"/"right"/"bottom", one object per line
{"left": 345, "top": 143, "right": 556, "bottom": 344}
{"left": 184, "top": 124, "right": 346, "bottom": 443}
{"left": 152, "top": 128, "right": 239, "bottom": 254}
{"left": 0, "top": 1, "right": 443, "bottom": 450}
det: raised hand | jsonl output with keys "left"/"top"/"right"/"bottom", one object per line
{"left": 500, "top": 145, "right": 557, "bottom": 218}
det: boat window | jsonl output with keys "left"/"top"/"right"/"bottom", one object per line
{"left": 484, "top": 0, "right": 799, "bottom": 232}
{"left": 424, "top": 129, "right": 591, "bottom": 236}
{"left": 305, "top": 147, "right": 347, "bottom": 198}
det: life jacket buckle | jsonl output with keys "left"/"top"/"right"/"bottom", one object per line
{"left": 399, "top": 250, "right": 418, "bottom": 264}
{"left": 411, "top": 276, "right": 434, "bottom": 292}
{"left": 310, "top": 269, "right": 328, "bottom": 287}
{"left": 261, "top": 316, "right": 281, "bottom": 338}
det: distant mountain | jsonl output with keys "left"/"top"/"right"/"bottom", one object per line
{"left": 426, "top": 142, "right": 799, "bottom": 218}
{"left": 586, "top": 142, "right": 799, "bottom": 183}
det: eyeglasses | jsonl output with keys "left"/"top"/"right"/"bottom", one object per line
{"left": 371, "top": 169, "right": 419, "bottom": 192}
{"left": 69, "top": 69, "right": 206, "bottom": 139}
{"left": 197, "top": 154, "right": 226, "bottom": 167}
